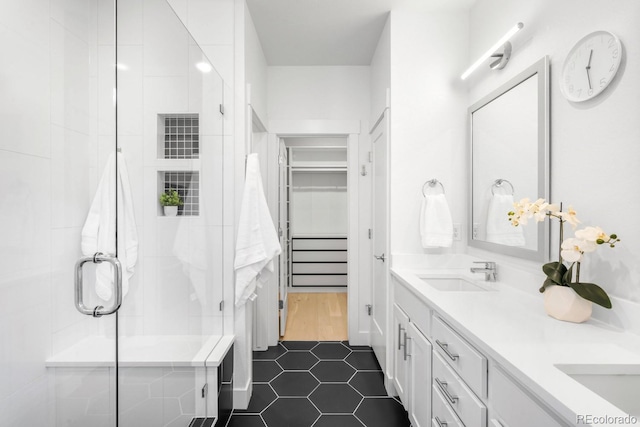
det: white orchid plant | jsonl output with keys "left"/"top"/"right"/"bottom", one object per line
{"left": 508, "top": 199, "right": 619, "bottom": 309}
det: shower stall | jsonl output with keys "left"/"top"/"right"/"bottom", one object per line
{"left": 1, "top": 0, "right": 230, "bottom": 425}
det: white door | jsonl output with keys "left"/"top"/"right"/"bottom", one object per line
{"left": 278, "top": 140, "right": 289, "bottom": 336}
{"left": 393, "top": 304, "right": 410, "bottom": 407}
{"left": 371, "top": 110, "right": 389, "bottom": 371}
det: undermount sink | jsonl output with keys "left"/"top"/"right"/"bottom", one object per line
{"left": 555, "top": 364, "right": 640, "bottom": 417}
{"left": 419, "top": 276, "right": 491, "bottom": 292}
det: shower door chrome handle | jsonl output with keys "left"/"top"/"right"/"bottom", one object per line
{"left": 75, "top": 252, "right": 122, "bottom": 317}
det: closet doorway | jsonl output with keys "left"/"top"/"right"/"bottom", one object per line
{"left": 281, "top": 136, "right": 349, "bottom": 341}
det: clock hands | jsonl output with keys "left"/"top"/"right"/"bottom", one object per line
{"left": 586, "top": 49, "right": 593, "bottom": 90}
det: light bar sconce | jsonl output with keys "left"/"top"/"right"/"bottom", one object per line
{"left": 461, "top": 22, "right": 524, "bottom": 80}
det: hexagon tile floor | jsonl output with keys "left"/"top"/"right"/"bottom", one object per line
{"left": 222, "top": 341, "right": 411, "bottom": 427}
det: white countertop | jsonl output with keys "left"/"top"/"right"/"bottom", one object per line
{"left": 391, "top": 267, "right": 640, "bottom": 426}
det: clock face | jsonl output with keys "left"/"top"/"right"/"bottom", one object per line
{"left": 560, "top": 31, "right": 622, "bottom": 102}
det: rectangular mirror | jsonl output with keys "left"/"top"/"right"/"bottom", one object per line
{"left": 468, "top": 56, "right": 549, "bottom": 261}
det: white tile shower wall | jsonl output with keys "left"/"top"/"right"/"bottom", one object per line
{"left": 468, "top": 0, "right": 640, "bottom": 330}
{"left": 0, "top": 0, "right": 106, "bottom": 424}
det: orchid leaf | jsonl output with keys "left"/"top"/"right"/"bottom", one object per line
{"left": 542, "top": 262, "right": 567, "bottom": 285}
{"left": 539, "top": 278, "right": 556, "bottom": 293}
{"left": 568, "top": 282, "right": 613, "bottom": 309}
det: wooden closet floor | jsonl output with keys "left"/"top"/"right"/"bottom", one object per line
{"left": 281, "top": 293, "right": 348, "bottom": 341}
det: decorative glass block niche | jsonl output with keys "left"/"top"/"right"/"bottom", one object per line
{"left": 158, "top": 114, "right": 199, "bottom": 159}
{"left": 159, "top": 171, "right": 200, "bottom": 216}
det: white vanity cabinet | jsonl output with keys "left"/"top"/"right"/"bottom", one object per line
{"left": 489, "top": 363, "right": 566, "bottom": 427}
{"left": 406, "top": 321, "right": 432, "bottom": 427}
{"left": 393, "top": 279, "right": 433, "bottom": 426}
{"left": 392, "top": 304, "right": 410, "bottom": 406}
{"left": 391, "top": 275, "right": 570, "bottom": 427}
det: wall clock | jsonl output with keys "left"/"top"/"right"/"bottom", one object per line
{"left": 560, "top": 30, "right": 622, "bottom": 102}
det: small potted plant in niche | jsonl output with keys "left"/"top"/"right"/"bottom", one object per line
{"left": 508, "top": 199, "right": 620, "bottom": 323}
{"left": 159, "top": 189, "right": 183, "bottom": 216}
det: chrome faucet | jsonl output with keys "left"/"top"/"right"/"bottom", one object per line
{"left": 470, "top": 261, "right": 497, "bottom": 282}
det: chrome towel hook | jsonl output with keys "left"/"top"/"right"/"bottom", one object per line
{"left": 422, "top": 179, "right": 445, "bottom": 197}
{"left": 491, "top": 178, "right": 515, "bottom": 195}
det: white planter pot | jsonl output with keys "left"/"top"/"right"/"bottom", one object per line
{"left": 163, "top": 206, "right": 178, "bottom": 216}
{"left": 543, "top": 284, "right": 592, "bottom": 323}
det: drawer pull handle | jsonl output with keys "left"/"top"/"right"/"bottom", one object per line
{"left": 435, "top": 377, "right": 459, "bottom": 405}
{"left": 435, "top": 416, "right": 448, "bottom": 427}
{"left": 404, "top": 333, "right": 412, "bottom": 360}
{"left": 398, "top": 324, "right": 405, "bottom": 350}
{"left": 436, "top": 339, "right": 459, "bottom": 361}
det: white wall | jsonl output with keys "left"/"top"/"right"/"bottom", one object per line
{"left": 467, "top": 0, "right": 640, "bottom": 327}
{"left": 388, "top": 9, "right": 470, "bottom": 255}
{"left": 245, "top": 4, "right": 269, "bottom": 123}
{"left": 370, "top": 15, "right": 391, "bottom": 124}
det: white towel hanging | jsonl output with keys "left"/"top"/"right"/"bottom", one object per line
{"left": 420, "top": 193, "right": 454, "bottom": 248}
{"left": 234, "top": 153, "right": 282, "bottom": 306}
{"left": 486, "top": 193, "right": 524, "bottom": 246}
{"left": 81, "top": 152, "right": 138, "bottom": 301}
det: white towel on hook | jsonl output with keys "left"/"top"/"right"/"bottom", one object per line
{"left": 486, "top": 193, "right": 524, "bottom": 246}
{"left": 81, "top": 152, "right": 138, "bottom": 301}
{"left": 420, "top": 194, "right": 454, "bottom": 248}
{"left": 234, "top": 153, "right": 282, "bottom": 307}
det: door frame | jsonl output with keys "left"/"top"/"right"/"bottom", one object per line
{"left": 264, "top": 119, "right": 368, "bottom": 345}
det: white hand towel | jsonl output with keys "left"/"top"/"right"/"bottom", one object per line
{"left": 420, "top": 194, "right": 454, "bottom": 248}
{"left": 235, "top": 153, "right": 282, "bottom": 307}
{"left": 486, "top": 193, "right": 524, "bottom": 246}
{"left": 81, "top": 152, "right": 138, "bottom": 301}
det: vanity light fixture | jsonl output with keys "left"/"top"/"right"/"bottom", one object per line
{"left": 461, "top": 22, "right": 524, "bottom": 80}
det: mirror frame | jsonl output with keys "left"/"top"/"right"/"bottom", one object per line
{"left": 468, "top": 56, "right": 550, "bottom": 262}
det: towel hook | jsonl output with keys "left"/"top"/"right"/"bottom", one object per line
{"left": 422, "top": 179, "right": 445, "bottom": 197}
{"left": 491, "top": 178, "right": 515, "bottom": 195}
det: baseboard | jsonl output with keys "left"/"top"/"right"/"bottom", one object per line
{"left": 346, "top": 331, "right": 370, "bottom": 347}
{"left": 233, "top": 378, "right": 252, "bottom": 410}
{"left": 288, "top": 287, "right": 347, "bottom": 293}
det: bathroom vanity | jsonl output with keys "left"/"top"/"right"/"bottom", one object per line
{"left": 389, "top": 258, "right": 640, "bottom": 427}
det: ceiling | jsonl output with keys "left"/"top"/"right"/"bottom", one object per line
{"left": 246, "top": 0, "right": 475, "bottom": 66}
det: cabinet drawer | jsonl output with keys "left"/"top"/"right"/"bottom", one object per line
{"left": 292, "top": 238, "right": 347, "bottom": 250}
{"left": 432, "top": 316, "right": 487, "bottom": 398}
{"left": 432, "top": 385, "right": 465, "bottom": 427}
{"left": 292, "top": 262, "right": 348, "bottom": 274}
{"left": 292, "top": 274, "right": 347, "bottom": 287}
{"left": 433, "top": 351, "right": 487, "bottom": 427}
{"left": 490, "top": 365, "right": 565, "bottom": 427}
{"left": 394, "top": 280, "right": 431, "bottom": 338}
{"left": 292, "top": 250, "right": 347, "bottom": 262}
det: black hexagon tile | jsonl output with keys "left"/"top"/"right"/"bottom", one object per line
{"left": 270, "top": 371, "right": 319, "bottom": 397}
{"left": 262, "top": 398, "right": 320, "bottom": 427}
{"left": 311, "top": 342, "right": 351, "bottom": 360}
{"left": 309, "top": 384, "right": 363, "bottom": 414}
{"left": 346, "top": 351, "right": 382, "bottom": 371}
{"left": 252, "top": 360, "right": 283, "bottom": 383}
{"left": 233, "top": 384, "right": 276, "bottom": 414}
{"left": 349, "top": 371, "right": 388, "bottom": 397}
{"left": 281, "top": 341, "right": 318, "bottom": 351}
{"left": 276, "top": 351, "right": 319, "bottom": 370}
{"left": 355, "top": 398, "right": 410, "bottom": 427}
{"left": 310, "top": 361, "right": 356, "bottom": 383}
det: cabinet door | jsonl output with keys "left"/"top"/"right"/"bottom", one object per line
{"left": 407, "top": 322, "right": 432, "bottom": 427}
{"left": 392, "top": 304, "right": 410, "bottom": 407}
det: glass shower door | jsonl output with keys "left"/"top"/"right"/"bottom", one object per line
{"left": 115, "top": 0, "right": 225, "bottom": 425}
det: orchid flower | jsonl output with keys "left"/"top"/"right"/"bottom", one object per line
{"left": 560, "top": 237, "right": 596, "bottom": 263}
{"left": 557, "top": 206, "right": 581, "bottom": 229}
